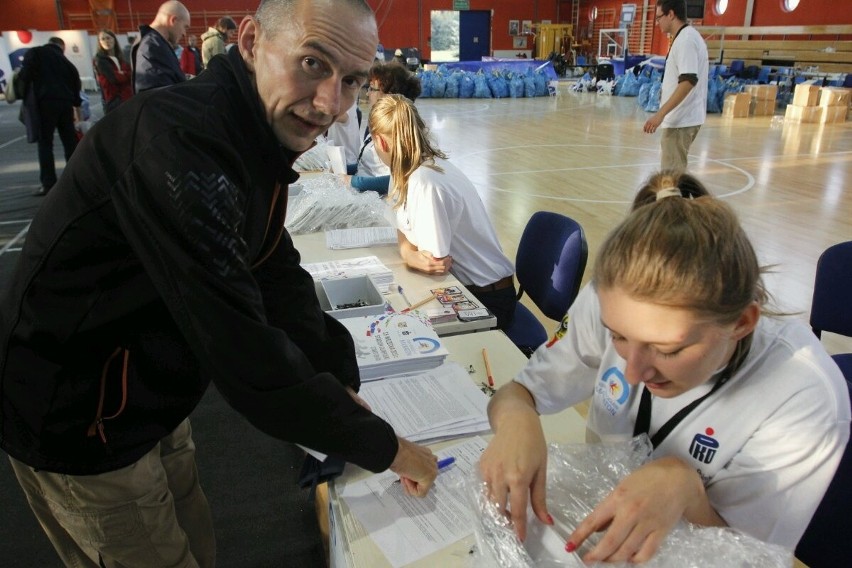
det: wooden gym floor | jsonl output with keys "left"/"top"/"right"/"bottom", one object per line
{"left": 405, "top": 87, "right": 852, "bottom": 356}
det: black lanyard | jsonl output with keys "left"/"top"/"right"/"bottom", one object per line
{"left": 633, "top": 374, "right": 727, "bottom": 449}
{"left": 665, "top": 24, "right": 689, "bottom": 63}
{"left": 633, "top": 336, "right": 751, "bottom": 449}
{"left": 357, "top": 134, "right": 372, "bottom": 164}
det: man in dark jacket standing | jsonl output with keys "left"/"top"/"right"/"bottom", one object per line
{"left": 0, "top": 1, "right": 437, "bottom": 566}
{"left": 17, "top": 36, "right": 81, "bottom": 196}
{"left": 132, "top": 0, "right": 191, "bottom": 92}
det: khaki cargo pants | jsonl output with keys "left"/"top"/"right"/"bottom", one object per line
{"left": 661, "top": 125, "right": 701, "bottom": 172}
{"left": 9, "top": 418, "right": 215, "bottom": 568}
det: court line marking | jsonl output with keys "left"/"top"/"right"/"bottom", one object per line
{"left": 454, "top": 143, "right": 755, "bottom": 203}
{"left": 0, "top": 222, "right": 29, "bottom": 257}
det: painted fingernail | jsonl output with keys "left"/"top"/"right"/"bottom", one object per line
{"left": 565, "top": 541, "right": 577, "bottom": 553}
{"left": 546, "top": 514, "right": 554, "bottom": 525}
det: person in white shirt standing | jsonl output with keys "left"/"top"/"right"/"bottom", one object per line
{"left": 643, "top": 0, "right": 708, "bottom": 172}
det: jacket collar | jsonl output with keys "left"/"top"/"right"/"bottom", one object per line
{"left": 221, "top": 48, "right": 300, "bottom": 185}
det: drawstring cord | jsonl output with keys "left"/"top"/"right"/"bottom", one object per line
{"left": 87, "top": 347, "right": 129, "bottom": 444}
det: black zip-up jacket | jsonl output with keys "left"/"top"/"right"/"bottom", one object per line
{"left": 18, "top": 42, "right": 82, "bottom": 107}
{"left": 0, "top": 48, "right": 398, "bottom": 475}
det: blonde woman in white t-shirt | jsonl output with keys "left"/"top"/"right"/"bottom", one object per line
{"left": 369, "top": 94, "right": 517, "bottom": 329}
{"left": 481, "top": 178, "right": 849, "bottom": 562}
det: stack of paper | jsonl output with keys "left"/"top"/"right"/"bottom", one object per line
{"left": 339, "top": 312, "right": 449, "bottom": 381}
{"left": 301, "top": 255, "right": 394, "bottom": 292}
{"left": 325, "top": 227, "right": 397, "bottom": 249}
{"left": 358, "top": 362, "right": 490, "bottom": 443}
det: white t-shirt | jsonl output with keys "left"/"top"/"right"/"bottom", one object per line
{"left": 516, "top": 284, "right": 850, "bottom": 548}
{"left": 326, "top": 105, "right": 361, "bottom": 165}
{"left": 393, "top": 157, "right": 514, "bottom": 287}
{"left": 661, "top": 25, "right": 709, "bottom": 129}
{"left": 357, "top": 139, "right": 390, "bottom": 177}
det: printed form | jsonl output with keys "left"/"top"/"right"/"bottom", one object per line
{"left": 339, "top": 437, "right": 487, "bottom": 567}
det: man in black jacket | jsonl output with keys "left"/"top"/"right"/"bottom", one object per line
{"left": 17, "top": 36, "right": 81, "bottom": 196}
{"left": 1, "top": 1, "right": 437, "bottom": 566}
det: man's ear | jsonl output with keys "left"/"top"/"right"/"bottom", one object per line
{"left": 238, "top": 16, "right": 257, "bottom": 72}
{"left": 732, "top": 302, "right": 760, "bottom": 341}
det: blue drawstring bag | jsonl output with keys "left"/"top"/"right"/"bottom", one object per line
{"left": 638, "top": 82, "right": 652, "bottom": 108}
{"left": 488, "top": 73, "right": 509, "bottom": 98}
{"left": 418, "top": 70, "right": 433, "bottom": 98}
{"left": 473, "top": 73, "right": 491, "bottom": 98}
{"left": 459, "top": 73, "right": 475, "bottom": 98}
{"left": 524, "top": 73, "right": 537, "bottom": 97}
{"left": 644, "top": 82, "right": 661, "bottom": 112}
{"left": 534, "top": 72, "right": 548, "bottom": 96}
{"left": 508, "top": 73, "right": 524, "bottom": 98}
{"left": 445, "top": 72, "right": 460, "bottom": 98}
{"left": 431, "top": 73, "right": 447, "bottom": 98}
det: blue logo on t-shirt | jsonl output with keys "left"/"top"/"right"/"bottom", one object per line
{"left": 597, "top": 367, "right": 629, "bottom": 415}
{"left": 689, "top": 428, "right": 719, "bottom": 464}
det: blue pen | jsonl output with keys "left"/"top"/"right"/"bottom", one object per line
{"left": 395, "top": 456, "right": 456, "bottom": 485}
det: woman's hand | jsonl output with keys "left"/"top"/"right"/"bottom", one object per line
{"left": 397, "top": 231, "right": 452, "bottom": 274}
{"left": 480, "top": 382, "right": 550, "bottom": 541}
{"left": 389, "top": 437, "right": 438, "bottom": 497}
{"left": 568, "top": 456, "right": 725, "bottom": 563}
{"left": 414, "top": 251, "right": 452, "bottom": 275}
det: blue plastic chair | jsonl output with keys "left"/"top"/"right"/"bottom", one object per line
{"left": 798, "top": 241, "right": 852, "bottom": 566}
{"left": 810, "top": 241, "right": 852, "bottom": 340}
{"left": 757, "top": 66, "right": 771, "bottom": 84}
{"left": 504, "top": 212, "right": 588, "bottom": 356}
{"left": 795, "top": 376, "right": 852, "bottom": 567}
{"left": 719, "top": 60, "right": 744, "bottom": 79}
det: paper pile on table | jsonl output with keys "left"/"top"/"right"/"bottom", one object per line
{"left": 302, "top": 255, "right": 394, "bottom": 292}
{"left": 339, "top": 312, "right": 449, "bottom": 381}
{"left": 358, "top": 362, "right": 490, "bottom": 443}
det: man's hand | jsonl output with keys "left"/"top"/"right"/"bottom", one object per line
{"left": 389, "top": 437, "right": 438, "bottom": 497}
{"left": 345, "top": 386, "right": 371, "bottom": 412}
{"left": 643, "top": 112, "right": 663, "bottom": 133}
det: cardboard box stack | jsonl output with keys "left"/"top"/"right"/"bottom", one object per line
{"left": 722, "top": 92, "right": 751, "bottom": 118}
{"left": 817, "top": 87, "right": 850, "bottom": 124}
{"left": 785, "top": 83, "right": 821, "bottom": 123}
{"left": 745, "top": 84, "right": 777, "bottom": 116}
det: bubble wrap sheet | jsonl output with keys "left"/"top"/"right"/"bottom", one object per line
{"left": 463, "top": 436, "right": 792, "bottom": 567}
{"left": 284, "top": 174, "right": 392, "bottom": 235}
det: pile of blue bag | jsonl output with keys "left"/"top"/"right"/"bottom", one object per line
{"left": 614, "top": 63, "right": 751, "bottom": 114}
{"left": 418, "top": 65, "right": 551, "bottom": 98}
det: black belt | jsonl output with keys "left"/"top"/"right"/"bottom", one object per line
{"left": 466, "top": 275, "right": 514, "bottom": 294}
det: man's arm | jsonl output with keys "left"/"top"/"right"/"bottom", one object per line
{"left": 643, "top": 76, "right": 696, "bottom": 133}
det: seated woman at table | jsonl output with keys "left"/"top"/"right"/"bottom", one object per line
{"left": 369, "top": 94, "right": 517, "bottom": 329}
{"left": 348, "top": 62, "right": 422, "bottom": 195}
{"left": 480, "top": 182, "right": 849, "bottom": 563}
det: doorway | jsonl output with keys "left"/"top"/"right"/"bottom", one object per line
{"left": 430, "top": 10, "right": 492, "bottom": 63}
{"left": 459, "top": 10, "right": 491, "bottom": 61}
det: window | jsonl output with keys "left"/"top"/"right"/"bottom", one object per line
{"left": 715, "top": 0, "right": 728, "bottom": 15}
{"left": 782, "top": 0, "right": 800, "bottom": 12}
